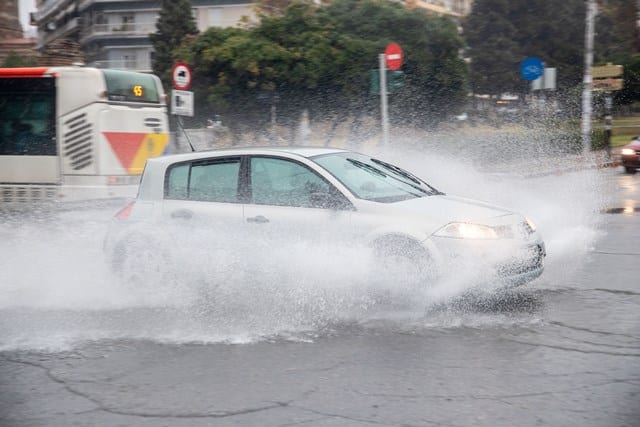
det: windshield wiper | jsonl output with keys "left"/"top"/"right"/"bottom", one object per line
{"left": 346, "top": 158, "right": 387, "bottom": 178}
{"left": 371, "top": 158, "right": 422, "bottom": 184}
{"left": 371, "top": 158, "right": 442, "bottom": 195}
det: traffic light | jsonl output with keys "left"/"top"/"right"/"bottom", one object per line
{"left": 369, "top": 70, "right": 405, "bottom": 95}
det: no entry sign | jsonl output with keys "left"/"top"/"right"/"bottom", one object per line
{"left": 385, "top": 42, "right": 403, "bottom": 71}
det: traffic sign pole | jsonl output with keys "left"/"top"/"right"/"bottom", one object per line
{"left": 379, "top": 53, "right": 389, "bottom": 146}
{"left": 379, "top": 43, "right": 403, "bottom": 146}
{"left": 171, "top": 62, "right": 195, "bottom": 151}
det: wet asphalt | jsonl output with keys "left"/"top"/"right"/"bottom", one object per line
{"left": 0, "top": 168, "right": 639, "bottom": 427}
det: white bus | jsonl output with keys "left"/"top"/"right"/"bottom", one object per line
{"left": 0, "top": 66, "right": 170, "bottom": 206}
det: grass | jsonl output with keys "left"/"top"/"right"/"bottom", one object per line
{"left": 612, "top": 134, "right": 634, "bottom": 147}
{"left": 594, "top": 115, "right": 640, "bottom": 147}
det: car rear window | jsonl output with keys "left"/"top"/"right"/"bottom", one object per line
{"left": 165, "top": 157, "right": 241, "bottom": 203}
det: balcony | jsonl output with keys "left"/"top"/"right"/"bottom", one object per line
{"left": 40, "top": 17, "right": 83, "bottom": 48}
{"left": 89, "top": 58, "right": 153, "bottom": 73}
{"left": 80, "top": 21, "right": 157, "bottom": 43}
{"left": 36, "top": 0, "right": 75, "bottom": 23}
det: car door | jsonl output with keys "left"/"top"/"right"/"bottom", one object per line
{"left": 161, "top": 156, "right": 246, "bottom": 261}
{"left": 243, "top": 155, "right": 356, "bottom": 251}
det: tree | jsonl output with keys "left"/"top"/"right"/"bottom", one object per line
{"left": 319, "top": 0, "right": 468, "bottom": 126}
{"left": 464, "top": 0, "right": 586, "bottom": 96}
{"left": 181, "top": 0, "right": 468, "bottom": 131}
{"left": 595, "top": 0, "right": 638, "bottom": 60}
{"left": 1, "top": 52, "right": 38, "bottom": 68}
{"left": 149, "top": 0, "right": 199, "bottom": 88}
{"left": 593, "top": 1, "right": 640, "bottom": 107}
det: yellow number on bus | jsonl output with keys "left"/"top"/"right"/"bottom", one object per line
{"left": 133, "top": 85, "right": 143, "bottom": 97}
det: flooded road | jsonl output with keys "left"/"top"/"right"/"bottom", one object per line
{"left": 0, "top": 150, "right": 639, "bottom": 426}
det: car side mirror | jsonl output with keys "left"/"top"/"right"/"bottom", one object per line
{"left": 310, "top": 191, "right": 352, "bottom": 210}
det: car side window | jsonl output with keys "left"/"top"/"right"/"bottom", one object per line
{"left": 166, "top": 158, "right": 241, "bottom": 203}
{"left": 250, "top": 157, "right": 333, "bottom": 208}
{"left": 166, "top": 163, "right": 189, "bottom": 199}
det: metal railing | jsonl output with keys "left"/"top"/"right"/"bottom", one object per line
{"left": 89, "top": 58, "right": 153, "bottom": 72}
{"left": 40, "top": 17, "right": 83, "bottom": 47}
{"left": 81, "top": 21, "right": 156, "bottom": 40}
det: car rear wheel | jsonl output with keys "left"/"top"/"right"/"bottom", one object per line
{"left": 111, "top": 235, "right": 176, "bottom": 291}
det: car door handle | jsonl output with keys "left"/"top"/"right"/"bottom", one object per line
{"left": 171, "top": 209, "right": 193, "bottom": 220}
{"left": 246, "top": 215, "right": 269, "bottom": 224}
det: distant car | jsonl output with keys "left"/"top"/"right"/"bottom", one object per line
{"left": 104, "top": 147, "right": 545, "bottom": 291}
{"left": 620, "top": 137, "right": 640, "bottom": 174}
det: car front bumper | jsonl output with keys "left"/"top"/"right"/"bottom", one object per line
{"left": 621, "top": 154, "right": 640, "bottom": 169}
{"left": 428, "top": 235, "right": 546, "bottom": 287}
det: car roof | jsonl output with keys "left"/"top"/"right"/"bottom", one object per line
{"left": 147, "top": 146, "right": 349, "bottom": 166}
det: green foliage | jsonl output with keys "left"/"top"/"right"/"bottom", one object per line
{"left": 464, "top": 0, "right": 586, "bottom": 96}
{"left": 593, "top": 1, "right": 640, "bottom": 108}
{"left": 182, "top": 0, "right": 468, "bottom": 130}
{"left": 612, "top": 54, "right": 640, "bottom": 106}
{"left": 2, "top": 52, "right": 38, "bottom": 68}
{"left": 595, "top": 0, "right": 638, "bottom": 61}
{"left": 149, "top": 0, "right": 199, "bottom": 88}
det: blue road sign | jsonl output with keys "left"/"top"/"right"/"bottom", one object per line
{"left": 520, "top": 57, "right": 544, "bottom": 81}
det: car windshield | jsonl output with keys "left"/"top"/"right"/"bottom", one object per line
{"left": 312, "top": 152, "right": 440, "bottom": 202}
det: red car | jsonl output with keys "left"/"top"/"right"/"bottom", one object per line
{"left": 621, "top": 137, "right": 640, "bottom": 174}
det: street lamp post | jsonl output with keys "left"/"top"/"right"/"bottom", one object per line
{"left": 581, "top": 0, "right": 597, "bottom": 155}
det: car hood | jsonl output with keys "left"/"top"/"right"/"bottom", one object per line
{"left": 360, "top": 194, "right": 520, "bottom": 226}
{"left": 623, "top": 141, "right": 640, "bottom": 150}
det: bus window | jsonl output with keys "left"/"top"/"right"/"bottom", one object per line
{"left": 102, "top": 69, "right": 160, "bottom": 103}
{"left": 0, "top": 77, "right": 56, "bottom": 156}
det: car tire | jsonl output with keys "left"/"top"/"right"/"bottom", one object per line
{"left": 624, "top": 166, "right": 637, "bottom": 174}
{"left": 370, "top": 236, "right": 437, "bottom": 298}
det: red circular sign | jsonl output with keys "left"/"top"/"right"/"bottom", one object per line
{"left": 172, "top": 62, "right": 192, "bottom": 90}
{"left": 385, "top": 42, "right": 403, "bottom": 71}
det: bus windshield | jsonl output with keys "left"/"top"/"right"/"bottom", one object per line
{"left": 102, "top": 69, "right": 160, "bottom": 103}
{"left": 0, "top": 76, "right": 56, "bottom": 156}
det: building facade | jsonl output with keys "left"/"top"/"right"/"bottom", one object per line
{"left": 405, "top": 0, "right": 473, "bottom": 18}
{"left": 34, "top": 0, "right": 256, "bottom": 72}
{"left": 0, "top": 0, "right": 38, "bottom": 65}
{"left": 0, "top": 0, "right": 23, "bottom": 39}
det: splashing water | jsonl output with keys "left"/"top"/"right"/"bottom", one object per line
{"left": 0, "top": 137, "right": 613, "bottom": 351}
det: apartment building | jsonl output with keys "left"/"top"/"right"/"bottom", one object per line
{"left": 405, "top": 0, "right": 473, "bottom": 17}
{"left": 0, "top": 0, "right": 38, "bottom": 64}
{"left": 34, "top": 0, "right": 256, "bottom": 72}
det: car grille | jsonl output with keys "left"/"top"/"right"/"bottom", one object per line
{"left": 496, "top": 244, "right": 545, "bottom": 276}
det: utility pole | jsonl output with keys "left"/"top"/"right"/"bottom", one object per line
{"left": 581, "top": 0, "right": 596, "bottom": 155}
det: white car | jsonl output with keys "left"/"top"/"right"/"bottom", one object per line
{"left": 105, "top": 147, "right": 545, "bottom": 290}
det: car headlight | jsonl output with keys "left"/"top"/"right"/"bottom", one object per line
{"left": 434, "top": 222, "right": 499, "bottom": 239}
{"left": 621, "top": 148, "right": 635, "bottom": 156}
{"left": 525, "top": 217, "right": 536, "bottom": 232}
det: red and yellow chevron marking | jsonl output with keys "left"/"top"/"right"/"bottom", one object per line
{"left": 102, "top": 132, "right": 169, "bottom": 174}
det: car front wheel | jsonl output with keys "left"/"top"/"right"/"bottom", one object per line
{"left": 370, "top": 236, "right": 437, "bottom": 302}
